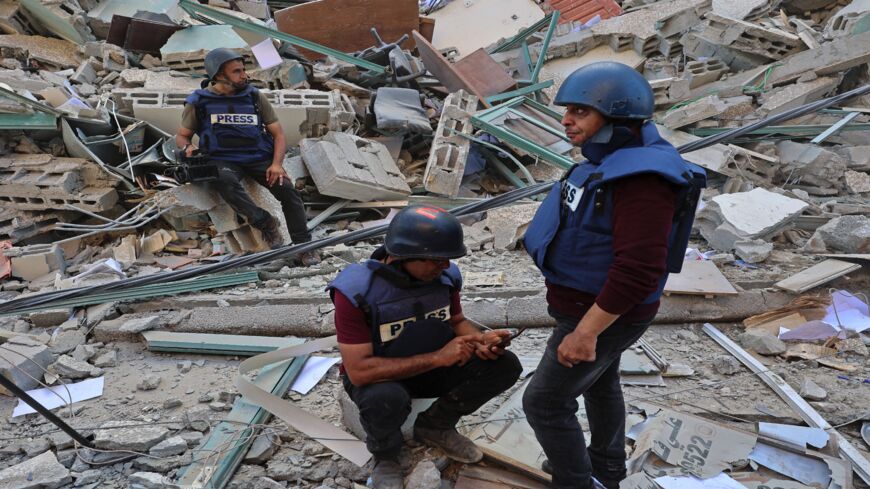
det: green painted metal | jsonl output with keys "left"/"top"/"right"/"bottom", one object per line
{"left": 2, "top": 271, "right": 259, "bottom": 316}
{"left": 177, "top": 352, "right": 309, "bottom": 488}
{"left": 178, "top": 0, "right": 387, "bottom": 74}
{"left": 481, "top": 148, "right": 527, "bottom": 188}
{"left": 487, "top": 11, "right": 559, "bottom": 102}
{"left": 143, "top": 331, "right": 301, "bottom": 357}
{"left": 488, "top": 13, "right": 557, "bottom": 54}
{"left": 0, "top": 112, "right": 58, "bottom": 130}
{"left": 0, "top": 86, "right": 62, "bottom": 115}
{"left": 486, "top": 80, "right": 554, "bottom": 104}
{"left": 471, "top": 96, "right": 574, "bottom": 170}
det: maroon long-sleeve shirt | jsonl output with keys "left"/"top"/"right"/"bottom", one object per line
{"left": 545, "top": 173, "right": 678, "bottom": 322}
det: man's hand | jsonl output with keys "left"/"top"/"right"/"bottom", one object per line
{"left": 434, "top": 334, "right": 483, "bottom": 367}
{"left": 557, "top": 330, "right": 597, "bottom": 368}
{"left": 475, "top": 330, "right": 512, "bottom": 360}
{"left": 184, "top": 144, "right": 198, "bottom": 158}
{"left": 266, "top": 163, "right": 288, "bottom": 187}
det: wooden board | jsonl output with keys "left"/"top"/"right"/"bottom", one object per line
{"left": 774, "top": 259, "right": 862, "bottom": 294}
{"left": 412, "top": 30, "right": 492, "bottom": 108}
{"left": 454, "top": 48, "right": 517, "bottom": 97}
{"left": 456, "top": 466, "right": 549, "bottom": 489}
{"left": 820, "top": 254, "right": 870, "bottom": 265}
{"left": 663, "top": 260, "right": 738, "bottom": 297}
{"left": 274, "top": 0, "right": 418, "bottom": 61}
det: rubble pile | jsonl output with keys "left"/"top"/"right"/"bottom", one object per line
{"left": 0, "top": 0, "right": 868, "bottom": 488}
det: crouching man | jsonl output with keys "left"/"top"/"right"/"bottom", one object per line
{"left": 328, "top": 206, "right": 522, "bottom": 489}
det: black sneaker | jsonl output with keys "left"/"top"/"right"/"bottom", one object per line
{"left": 371, "top": 458, "right": 403, "bottom": 489}
{"left": 258, "top": 217, "right": 284, "bottom": 249}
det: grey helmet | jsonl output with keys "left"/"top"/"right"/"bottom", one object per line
{"left": 204, "top": 48, "right": 244, "bottom": 81}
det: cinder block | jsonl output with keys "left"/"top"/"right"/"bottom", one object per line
{"left": 683, "top": 58, "right": 729, "bottom": 88}
{"left": 300, "top": 132, "right": 411, "bottom": 202}
{"left": 7, "top": 244, "right": 66, "bottom": 281}
{"left": 658, "top": 34, "right": 683, "bottom": 58}
{"left": 0, "top": 154, "right": 118, "bottom": 212}
{"left": 649, "top": 77, "right": 691, "bottom": 108}
{"left": 423, "top": 90, "right": 479, "bottom": 197}
{"left": 0, "top": 336, "right": 55, "bottom": 396}
{"left": 700, "top": 12, "right": 802, "bottom": 60}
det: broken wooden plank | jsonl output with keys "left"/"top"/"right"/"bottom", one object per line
{"left": 142, "top": 331, "right": 302, "bottom": 356}
{"left": 702, "top": 323, "right": 870, "bottom": 485}
{"left": 453, "top": 48, "right": 517, "bottom": 97}
{"left": 177, "top": 351, "right": 309, "bottom": 488}
{"left": 412, "top": 30, "right": 492, "bottom": 108}
{"left": 664, "top": 260, "right": 738, "bottom": 297}
{"left": 456, "top": 465, "right": 549, "bottom": 489}
{"left": 774, "top": 259, "right": 861, "bottom": 294}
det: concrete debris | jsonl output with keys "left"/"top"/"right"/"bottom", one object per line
{"left": 0, "top": 450, "right": 71, "bottom": 489}
{"left": 660, "top": 94, "right": 729, "bottom": 129}
{"left": 712, "top": 354, "right": 742, "bottom": 375}
{"left": 405, "top": 460, "right": 442, "bottom": 489}
{"left": 485, "top": 203, "right": 541, "bottom": 251}
{"left": 49, "top": 354, "right": 100, "bottom": 379}
{"left": 93, "top": 420, "right": 169, "bottom": 452}
{"left": 739, "top": 329, "right": 787, "bottom": 355}
{"left": 424, "top": 90, "right": 479, "bottom": 197}
{"left": 844, "top": 170, "right": 870, "bottom": 194}
{"left": 136, "top": 374, "right": 162, "bottom": 391}
{"left": 733, "top": 238, "right": 773, "bottom": 263}
{"left": 119, "top": 315, "right": 161, "bottom": 334}
{"left": 128, "top": 472, "right": 180, "bottom": 489}
{"left": 0, "top": 336, "right": 54, "bottom": 395}
{"left": 243, "top": 432, "right": 279, "bottom": 465}
{"left": 148, "top": 436, "right": 188, "bottom": 457}
{"left": 800, "top": 378, "right": 828, "bottom": 401}
{"left": 808, "top": 215, "right": 870, "bottom": 254}
{"left": 696, "top": 188, "right": 809, "bottom": 252}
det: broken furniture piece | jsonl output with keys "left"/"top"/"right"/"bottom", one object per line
{"left": 486, "top": 11, "right": 560, "bottom": 104}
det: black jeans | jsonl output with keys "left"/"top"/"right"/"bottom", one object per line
{"left": 208, "top": 159, "right": 311, "bottom": 244}
{"left": 523, "top": 309, "right": 651, "bottom": 489}
{"left": 343, "top": 352, "right": 522, "bottom": 460}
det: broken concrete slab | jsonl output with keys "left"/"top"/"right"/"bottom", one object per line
{"left": 128, "top": 471, "right": 181, "bottom": 489}
{"left": 700, "top": 12, "right": 802, "bottom": 60}
{"left": 485, "top": 203, "right": 541, "bottom": 251}
{"left": 696, "top": 188, "right": 809, "bottom": 251}
{"left": 712, "top": 0, "right": 770, "bottom": 20}
{"left": 808, "top": 215, "right": 870, "bottom": 254}
{"left": 759, "top": 77, "right": 839, "bottom": 116}
{"left": 93, "top": 420, "right": 170, "bottom": 452}
{"left": 119, "top": 315, "right": 161, "bottom": 334}
{"left": 734, "top": 239, "right": 773, "bottom": 264}
{"left": 0, "top": 336, "right": 54, "bottom": 395}
{"left": 149, "top": 436, "right": 188, "bottom": 457}
{"left": 683, "top": 58, "right": 729, "bottom": 88}
{"left": 800, "top": 378, "right": 828, "bottom": 401}
{"left": 844, "top": 170, "right": 870, "bottom": 194}
{"left": 767, "top": 30, "right": 870, "bottom": 87}
{"left": 0, "top": 450, "right": 71, "bottom": 489}
{"left": 0, "top": 34, "right": 83, "bottom": 70}
{"left": 739, "top": 329, "right": 787, "bottom": 355}
{"left": 423, "top": 90, "right": 479, "bottom": 197}
{"left": 49, "top": 329, "right": 86, "bottom": 355}
{"left": 659, "top": 94, "right": 729, "bottom": 129}
{"left": 6, "top": 244, "right": 66, "bottom": 281}
{"left": 49, "top": 354, "right": 100, "bottom": 380}
{"left": 776, "top": 141, "right": 848, "bottom": 189}
{"left": 300, "top": 132, "right": 411, "bottom": 202}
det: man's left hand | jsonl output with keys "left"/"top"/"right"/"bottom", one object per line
{"left": 475, "top": 330, "right": 511, "bottom": 360}
{"left": 266, "top": 163, "right": 288, "bottom": 187}
{"left": 557, "top": 330, "right": 597, "bottom": 368}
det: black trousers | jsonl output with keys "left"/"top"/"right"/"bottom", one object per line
{"left": 208, "top": 159, "right": 311, "bottom": 244}
{"left": 343, "top": 352, "right": 522, "bottom": 460}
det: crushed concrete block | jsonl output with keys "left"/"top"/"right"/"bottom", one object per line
{"left": 72, "top": 469, "right": 102, "bottom": 486}
{"left": 696, "top": 188, "right": 809, "bottom": 251}
{"left": 128, "top": 472, "right": 180, "bottom": 489}
{"left": 845, "top": 170, "right": 870, "bottom": 194}
{"left": 800, "top": 378, "right": 827, "bottom": 401}
{"left": 119, "top": 315, "right": 161, "bottom": 334}
{"left": 7, "top": 244, "right": 66, "bottom": 281}
{"left": 712, "top": 354, "right": 742, "bottom": 375}
{"left": 809, "top": 215, "right": 870, "bottom": 254}
{"left": 680, "top": 31, "right": 769, "bottom": 72}
{"left": 660, "top": 94, "right": 729, "bottom": 129}
{"left": 739, "top": 329, "right": 786, "bottom": 355}
{"left": 776, "top": 141, "right": 847, "bottom": 189}
{"left": 650, "top": 77, "right": 691, "bottom": 108}
{"left": 49, "top": 329, "right": 86, "bottom": 355}
{"left": 700, "top": 12, "right": 802, "bottom": 60}
{"left": 768, "top": 30, "right": 870, "bottom": 87}
{"left": 423, "top": 90, "right": 479, "bottom": 197}
{"left": 300, "top": 132, "right": 411, "bottom": 202}
{"left": 405, "top": 460, "right": 441, "bottom": 489}
{"left": 734, "top": 239, "right": 773, "bottom": 264}
{"left": 0, "top": 336, "right": 54, "bottom": 395}
{"left": 148, "top": 436, "right": 188, "bottom": 457}
{"left": 93, "top": 421, "right": 169, "bottom": 452}
{"left": 243, "top": 432, "right": 278, "bottom": 465}
{"left": 0, "top": 34, "right": 82, "bottom": 70}
{"left": 0, "top": 450, "right": 71, "bottom": 489}
{"left": 49, "top": 354, "right": 99, "bottom": 379}
{"left": 683, "top": 58, "right": 729, "bottom": 89}
{"left": 28, "top": 309, "right": 70, "bottom": 328}
{"left": 485, "top": 203, "right": 541, "bottom": 251}
{"left": 826, "top": 0, "right": 870, "bottom": 37}
{"left": 759, "top": 77, "right": 838, "bottom": 116}
{"left": 71, "top": 59, "right": 97, "bottom": 85}
{"left": 137, "top": 374, "right": 161, "bottom": 391}
{"left": 713, "top": 0, "right": 770, "bottom": 20}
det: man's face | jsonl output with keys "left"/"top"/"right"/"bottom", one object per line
{"left": 402, "top": 258, "right": 450, "bottom": 282}
{"left": 561, "top": 104, "right": 607, "bottom": 146}
{"left": 216, "top": 59, "right": 247, "bottom": 90}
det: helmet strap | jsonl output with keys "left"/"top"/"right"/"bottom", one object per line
{"left": 587, "top": 123, "right": 614, "bottom": 144}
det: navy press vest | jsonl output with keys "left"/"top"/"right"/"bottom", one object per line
{"left": 185, "top": 85, "right": 274, "bottom": 164}
{"left": 524, "top": 122, "right": 706, "bottom": 304}
{"left": 327, "top": 260, "right": 463, "bottom": 357}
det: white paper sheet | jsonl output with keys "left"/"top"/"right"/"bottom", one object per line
{"left": 758, "top": 422, "right": 829, "bottom": 449}
{"left": 250, "top": 38, "right": 282, "bottom": 69}
{"left": 655, "top": 473, "right": 746, "bottom": 489}
{"left": 827, "top": 308, "right": 870, "bottom": 333}
{"left": 290, "top": 356, "right": 340, "bottom": 394}
{"left": 823, "top": 290, "right": 870, "bottom": 331}
{"left": 13, "top": 377, "right": 104, "bottom": 417}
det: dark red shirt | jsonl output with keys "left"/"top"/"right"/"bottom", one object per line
{"left": 546, "top": 173, "right": 678, "bottom": 322}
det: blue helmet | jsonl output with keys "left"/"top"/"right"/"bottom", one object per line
{"left": 204, "top": 48, "right": 244, "bottom": 81}
{"left": 554, "top": 61, "right": 654, "bottom": 120}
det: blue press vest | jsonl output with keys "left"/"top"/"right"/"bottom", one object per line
{"left": 327, "top": 260, "right": 463, "bottom": 357}
{"left": 524, "top": 122, "right": 706, "bottom": 304}
{"left": 185, "top": 85, "right": 274, "bottom": 164}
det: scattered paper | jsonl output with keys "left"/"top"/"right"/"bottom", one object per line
{"left": 823, "top": 290, "right": 870, "bottom": 331}
{"left": 290, "top": 356, "right": 340, "bottom": 394}
{"left": 778, "top": 321, "right": 839, "bottom": 341}
{"left": 73, "top": 258, "right": 125, "bottom": 282}
{"left": 655, "top": 473, "right": 746, "bottom": 489}
{"left": 620, "top": 473, "right": 659, "bottom": 489}
{"left": 13, "top": 377, "right": 104, "bottom": 417}
{"left": 749, "top": 443, "right": 832, "bottom": 487}
{"left": 758, "top": 422, "right": 829, "bottom": 449}
{"left": 251, "top": 38, "right": 282, "bottom": 69}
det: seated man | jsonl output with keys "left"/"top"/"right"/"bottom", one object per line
{"left": 328, "top": 206, "right": 522, "bottom": 489}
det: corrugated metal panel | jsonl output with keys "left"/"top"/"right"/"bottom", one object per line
{"left": 548, "top": 0, "right": 622, "bottom": 24}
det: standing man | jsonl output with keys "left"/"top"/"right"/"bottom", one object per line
{"left": 522, "top": 62, "right": 706, "bottom": 489}
{"left": 329, "top": 206, "right": 522, "bottom": 489}
{"left": 175, "top": 48, "right": 319, "bottom": 265}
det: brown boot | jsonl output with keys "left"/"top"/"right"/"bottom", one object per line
{"left": 413, "top": 424, "right": 483, "bottom": 463}
{"left": 258, "top": 217, "right": 284, "bottom": 249}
